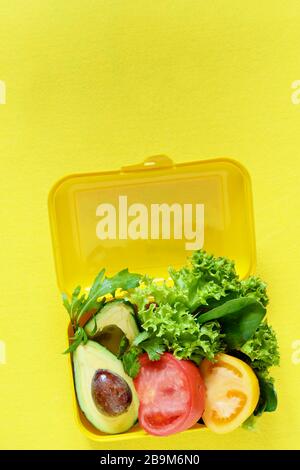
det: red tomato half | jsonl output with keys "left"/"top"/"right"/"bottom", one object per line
{"left": 134, "top": 353, "right": 205, "bottom": 436}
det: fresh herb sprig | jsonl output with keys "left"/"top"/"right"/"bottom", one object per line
{"left": 122, "top": 333, "right": 166, "bottom": 378}
{"left": 62, "top": 268, "right": 142, "bottom": 353}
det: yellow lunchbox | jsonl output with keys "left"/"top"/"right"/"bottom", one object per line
{"left": 48, "top": 155, "right": 256, "bottom": 441}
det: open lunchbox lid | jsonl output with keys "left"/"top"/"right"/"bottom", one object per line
{"left": 48, "top": 155, "right": 256, "bottom": 295}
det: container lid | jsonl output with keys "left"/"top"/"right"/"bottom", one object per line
{"left": 48, "top": 155, "right": 256, "bottom": 294}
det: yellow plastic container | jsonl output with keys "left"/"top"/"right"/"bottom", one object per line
{"left": 48, "top": 155, "right": 256, "bottom": 441}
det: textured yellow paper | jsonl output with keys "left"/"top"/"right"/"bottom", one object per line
{"left": 0, "top": 0, "right": 300, "bottom": 450}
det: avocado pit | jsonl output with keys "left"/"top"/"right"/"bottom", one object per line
{"left": 91, "top": 369, "right": 132, "bottom": 416}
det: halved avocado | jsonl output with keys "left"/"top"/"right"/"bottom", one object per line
{"left": 73, "top": 341, "right": 139, "bottom": 434}
{"left": 85, "top": 300, "right": 139, "bottom": 354}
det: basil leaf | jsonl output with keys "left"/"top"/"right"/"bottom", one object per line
{"left": 197, "top": 297, "right": 266, "bottom": 349}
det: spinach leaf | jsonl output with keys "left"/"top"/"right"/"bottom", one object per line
{"left": 254, "top": 372, "right": 278, "bottom": 415}
{"left": 197, "top": 297, "right": 266, "bottom": 349}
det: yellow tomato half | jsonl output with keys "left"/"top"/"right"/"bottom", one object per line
{"left": 200, "top": 353, "right": 259, "bottom": 433}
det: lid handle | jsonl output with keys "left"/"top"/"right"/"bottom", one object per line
{"left": 122, "top": 155, "right": 173, "bottom": 172}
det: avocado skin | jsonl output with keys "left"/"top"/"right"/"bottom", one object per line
{"left": 73, "top": 340, "right": 139, "bottom": 434}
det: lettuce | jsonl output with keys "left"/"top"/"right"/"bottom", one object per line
{"left": 240, "top": 322, "right": 280, "bottom": 370}
{"left": 138, "top": 303, "right": 224, "bottom": 363}
{"left": 173, "top": 250, "right": 269, "bottom": 312}
{"left": 130, "top": 250, "right": 268, "bottom": 315}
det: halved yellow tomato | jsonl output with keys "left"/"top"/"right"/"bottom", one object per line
{"left": 200, "top": 353, "right": 259, "bottom": 433}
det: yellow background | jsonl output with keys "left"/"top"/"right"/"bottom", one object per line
{"left": 1, "top": 0, "right": 300, "bottom": 450}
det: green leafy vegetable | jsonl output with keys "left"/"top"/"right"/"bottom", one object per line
{"left": 62, "top": 292, "right": 71, "bottom": 313}
{"left": 172, "top": 251, "right": 240, "bottom": 311}
{"left": 129, "top": 250, "right": 269, "bottom": 315}
{"left": 122, "top": 334, "right": 166, "bottom": 378}
{"left": 117, "top": 335, "right": 130, "bottom": 359}
{"left": 128, "top": 276, "right": 179, "bottom": 311}
{"left": 126, "top": 251, "right": 271, "bottom": 375}
{"left": 122, "top": 301, "right": 224, "bottom": 377}
{"left": 254, "top": 371, "right": 278, "bottom": 415}
{"left": 139, "top": 337, "right": 166, "bottom": 361}
{"left": 239, "top": 323, "right": 279, "bottom": 417}
{"left": 89, "top": 313, "right": 100, "bottom": 336}
{"left": 122, "top": 348, "right": 141, "bottom": 378}
{"left": 63, "top": 268, "right": 141, "bottom": 328}
{"left": 197, "top": 297, "right": 266, "bottom": 349}
{"left": 63, "top": 327, "right": 88, "bottom": 354}
{"left": 136, "top": 303, "right": 224, "bottom": 364}
{"left": 240, "top": 322, "right": 280, "bottom": 370}
{"left": 242, "top": 414, "right": 257, "bottom": 430}
{"left": 133, "top": 331, "right": 150, "bottom": 346}
{"left": 62, "top": 268, "right": 142, "bottom": 353}
{"left": 239, "top": 276, "right": 269, "bottom": 307}
{"left": 172, "top": 250, "right": 269, "bottom": 312}
{"left": 191, "top": 250, "right": 269, "bottom": 306}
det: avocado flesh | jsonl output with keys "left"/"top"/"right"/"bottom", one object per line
{"left": 85, "top": 301, "right": 139, "bottom": 350}
{"left": 93, "top": 325, "right": 126, "bottom": 355}
{"left": 73, "top": 340, "right": 139, "bottom": 434}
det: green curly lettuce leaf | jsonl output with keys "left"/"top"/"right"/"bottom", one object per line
{"left": 240, "top": 322, "right": 280, "bottom": 370}
{"left": 186, "top": 250, "right": 269, "bottom": 311}
{"left": 239, "top": 276, "right": 269, "bottom": 307}
{"left": 129, "top": 250, "right": 269, "bottom": 316}
{"left": 137, "top": 303, "right": 224, "bottom": 364}
{"left": 234, "top": 322, "right": 279, "bottom": 418}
